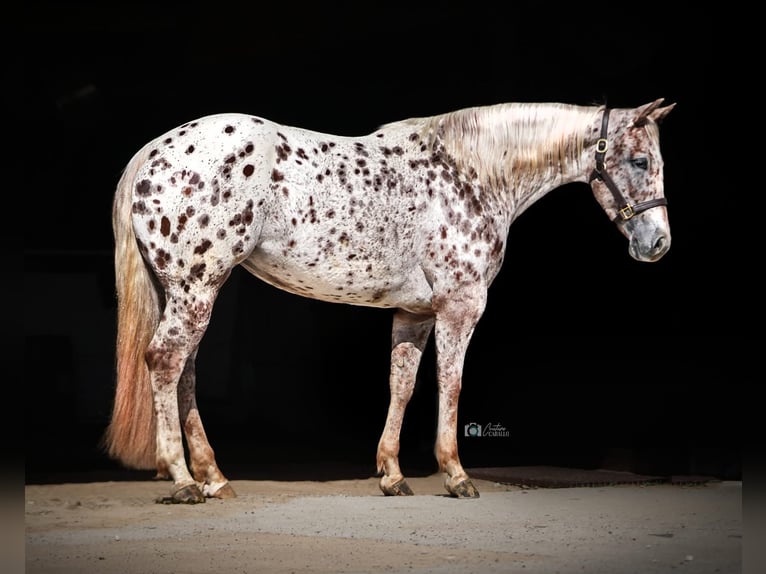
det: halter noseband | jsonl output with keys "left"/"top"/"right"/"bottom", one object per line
{"left": 588, "top": 108, "right": 667, "bottom": 224}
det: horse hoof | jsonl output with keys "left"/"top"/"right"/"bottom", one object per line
{"left": 448, "top": 479, "right": 480, "bottom": 499}
{"left": 381, "top": 479, "right": 414, "bottom": 496}
{"left": 209, "top": 482, "right": 237, "bottom": 499}
{"left": 155, "top": 484, "right": 206, "bottom": 504}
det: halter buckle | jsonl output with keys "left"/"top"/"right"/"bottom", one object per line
{"left": 618, "top": 204, "right": 635, "bottom": 221}
{"left": 595, "top": 138, "right": 608, "bottom": 154}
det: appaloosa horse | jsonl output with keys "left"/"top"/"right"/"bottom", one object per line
{"left": 105, "top": 99, "right": 675, "bottom": 503}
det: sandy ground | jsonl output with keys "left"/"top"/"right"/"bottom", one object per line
{"left": 24, "top": 474, "right": 741, "bottom": 574}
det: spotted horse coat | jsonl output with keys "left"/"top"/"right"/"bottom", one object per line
{"left": 105, "top": 99, "right": 675, "bottom": 503}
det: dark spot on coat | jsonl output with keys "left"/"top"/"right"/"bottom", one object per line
{"left": 154, "top": 249, "right": 171, "bottom": 269}
{"left": 272, "top": 169, "right": 284, "bottom": 182}
{"left": 132, "top": 201, "right": 148, "bottom": 215}
{"left": 243, "top": 164, "right": 255, "bottom": 177}
{"left": 276, "top": 143, "right": 291, "bottom": 162}
{"left": 194, "top": 239, "right": 212, "bottom": 255}
{"left": 242, "top": 200, "right": 254, "bottom": 224}
{"left": 136, "top": 180, "right": 153, "bottom": 196}
{"left": 189, "top": 262, "right": 206, "bottom": 280}
{"left": 160, "top": 216, "right": 170, "bottom": 236}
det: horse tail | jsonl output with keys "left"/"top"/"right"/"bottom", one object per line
{"left": 102, "top": 145, "right": 159, "bottom": 470}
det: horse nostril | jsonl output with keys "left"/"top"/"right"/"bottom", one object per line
{"left": 653, "top": 235, "right": 667, "bottom": 253}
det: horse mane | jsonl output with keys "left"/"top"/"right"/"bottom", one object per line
{"left": 389, "top": 103, "right": 604, "bottom": 189}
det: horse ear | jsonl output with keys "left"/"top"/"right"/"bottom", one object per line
{"left": 649, "top": 102, "right": 676, "bottom": 124}
{"left": 634, "top": 98, "right": 675, "bottom": 126}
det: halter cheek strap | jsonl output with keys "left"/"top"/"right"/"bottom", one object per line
{"left": 588, "top": 108, "right": 667, "bottom": 224}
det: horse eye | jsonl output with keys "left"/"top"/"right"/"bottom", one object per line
{"left": 631, "top": 157, "right": 648, "bottom": 170}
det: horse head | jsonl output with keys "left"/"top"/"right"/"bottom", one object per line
{"left": 588, "top": 98, "right": 676, "bottom": 262}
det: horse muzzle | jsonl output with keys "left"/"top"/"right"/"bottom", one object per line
{"left": 626, "top": 219, "right": 671, "bottom": 262}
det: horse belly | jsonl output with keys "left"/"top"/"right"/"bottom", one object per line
{"left": 241, "top": 242, "right": 434, "bottom": 312}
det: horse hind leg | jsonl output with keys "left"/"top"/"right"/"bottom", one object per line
{"left": 377, "top": 310, "right": 435, "bottom": 496}
{"left": 149, "top": 286, "right": 220, "bottom": 504}
{"left": 177, "top": 349, "right": 236, "bottom": 499}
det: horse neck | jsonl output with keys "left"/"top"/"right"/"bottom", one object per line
{"left": 430, "top": 103, "right": 602, "bottom": 218}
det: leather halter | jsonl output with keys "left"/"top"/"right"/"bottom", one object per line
{"left": 588, "top": 108, "right": 667, "bottom": 224}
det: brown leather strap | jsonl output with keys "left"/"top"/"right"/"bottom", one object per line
{"left": 589, "top": 108, "right": 668, "bottom": 224}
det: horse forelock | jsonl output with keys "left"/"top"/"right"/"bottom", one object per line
{"left": 395, "top": 103, "right": 603, "bottom": 188}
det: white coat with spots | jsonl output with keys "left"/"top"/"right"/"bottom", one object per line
{"left": 105, "top": 99, "right": 675, "bottom": 503}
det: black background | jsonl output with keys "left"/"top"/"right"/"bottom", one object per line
{"left": 24, "top": 3, "right": 757, "bottom": 483}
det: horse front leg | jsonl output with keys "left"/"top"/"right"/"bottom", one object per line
{"left": 433, "top": 289, "right": 486, "bottom": 498}
{"left": 377, "top": 311, "right": 435, "bottom": 496}
{"left": 178, "top": 349, "right": 236, "bottom": 499}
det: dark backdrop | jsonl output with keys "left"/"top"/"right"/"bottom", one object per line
{"left": 24, "top": 3, "right": 756, "bottom": 483}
